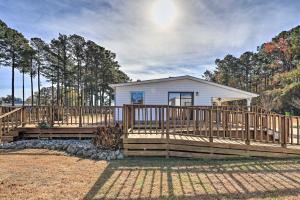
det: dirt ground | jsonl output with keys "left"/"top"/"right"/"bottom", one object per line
{"left": 1, "top": 149, "right": 300, "bottom": 199}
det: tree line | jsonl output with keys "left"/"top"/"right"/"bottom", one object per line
{"left": 0, "top": 19, "right": 130, "bottom": 106}
{"left": 203, "top": 25, "right": 300, "bottom": 114}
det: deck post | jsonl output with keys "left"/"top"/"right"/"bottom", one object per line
{"left": 50, "top": 106, "right": 54, "bottom": 126}
{"left": 21, "top": 107, "right": 24, "bottom": 127}
{"left": 0, "top": 116, "right": 2, "bottom": 143}
{"left": 122, "top": 105, "right": 128, "bottom": 156}
{"left": 166, "top": 106, "right": 170, "bottom": 158}
{"left": 245, "top": 112, "right": 250, "bottom": 145}
{"left": 79, "top": 106, "right": 82, "bottom": 127}
{"left": 21, "top": 107, "right": 26, "bottom": 127}
{"left": 123, "top": 105, "right": 128, "bottom": 138}
{"left": 122, "top": 105, "right": 127, "bottom": 138}
{"left": 281, "top": 116, "right": 287, "bottom": 148}
{"left": 196, "top": 108, "right": 199, "bottom": 132}
{"left": 209, "top": 109, "right": 213, "bottom": 142}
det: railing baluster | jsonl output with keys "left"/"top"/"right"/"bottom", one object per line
{"left": 297, "top": 117, "right": 299, "bottom": 145}
{"left": 209, "top": 109, "right": 213, "bottom": 142}
{"left": 290, "top": 116, "right": 293, "bottom": 145}
{"left": 149, "top": 107, "right": 152, "bottom": 134}
{"left": 155, "top": 106, "right": 158, "bottom": 134}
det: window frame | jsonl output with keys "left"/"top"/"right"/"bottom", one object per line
{"left": 168, "top": 92, "right": 194, "bottom": 106}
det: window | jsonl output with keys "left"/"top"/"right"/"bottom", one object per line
{"left": 131, "top": 91, "right": 144, "bottom": 104}
{"left": 168, "top": 92, "right": 193, "bottom": 106}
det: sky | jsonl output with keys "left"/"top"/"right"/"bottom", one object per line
{"left": 0, "top": 0, "right": 300, "bottom": 98}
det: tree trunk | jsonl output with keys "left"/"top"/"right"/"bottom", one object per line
{"left": 77, "top": 59, "right": 81, "bottom": 107}
{"left": 30, "top": 58, "right": 34, "bottom": 107}
{"left": 22, "top": 67, "right": 25, "bottom": 106}
{"left": 56, "top": 59, "right": 60, "bottom": 106}
{"left": 51, "top": 68, "right": 54, "bottom": 105}
{"left": 37, "top": 64, "right": 41, "bottom": 106}
{"left": 11, "top": 55, "right": 15, "bottom": 106}
{"left": 90, "top": 89, "right": 93, "bottom": 106}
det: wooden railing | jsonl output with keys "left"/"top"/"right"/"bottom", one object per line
{"left": 22, "top": 106, "right": 123, "bottom": 127}
{"left": 0, "top": 106, "right": 20, "bottom": 115}
{"left": 0, "top": 107, "right": 23, "bottom": 142}
{"left": 1, "top": 105, "right": 299, "bottom": 148}
{"left": 123, "top": 105, "right": 300, "bottom": 148}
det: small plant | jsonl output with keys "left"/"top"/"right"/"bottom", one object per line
{"left": 37, "top": 121, "right": 52, "bottom": 129}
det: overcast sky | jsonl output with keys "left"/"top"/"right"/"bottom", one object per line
{"left": 0, "top": 0, "right": 300, "bottom": 98}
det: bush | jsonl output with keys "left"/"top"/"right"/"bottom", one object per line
{"left": 92, "top": 123, "right": 122, "bottom": 150}
{"left": 37, "top": 121, "right": 52, "bottom": 129}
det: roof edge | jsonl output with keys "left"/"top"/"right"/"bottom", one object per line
{"left": 109, "top": 75, "right": 259, "bottom": 98}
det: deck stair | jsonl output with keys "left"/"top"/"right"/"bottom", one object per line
{"left": 0, "top": 107, "right": 23, "bottom": 143}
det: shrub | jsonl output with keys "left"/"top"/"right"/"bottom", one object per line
{"left": 37, "top": 121, "right": 52, "bottom": 129}
{"left": 92, "top": 123, "right": 122, "bottom": 150}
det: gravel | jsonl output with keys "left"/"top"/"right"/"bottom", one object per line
{"left": 0, "top": 139, "right": 124, "bottom": 161}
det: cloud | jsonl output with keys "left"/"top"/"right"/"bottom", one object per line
{"left": 29, "top": 0, "right": 299, "bottom": 80}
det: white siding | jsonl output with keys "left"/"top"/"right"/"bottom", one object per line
{"left": 115, "top": 79, "right": 253, "bottom": 106}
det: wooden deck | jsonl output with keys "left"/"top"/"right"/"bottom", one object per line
{"left": 124, "top": 133, "right": 300, "bottom": 158}
{"left": 1, "top": 105, "right": 300, "bottom": 159}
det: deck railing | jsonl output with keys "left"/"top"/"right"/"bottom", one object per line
{"left": 1, "top": 105, "right": 299, "bottom": 147}
{"left": 0, "top": 106, "right": 20, "bottom": 115}
{"left": 0, "top": 107, "right": 23, "bottom": 142}
{"left": 123, "top": 105, "right": 300, "bottom": 148}
{"left": 22, "top": 106, "right": 123, "bottom": 127}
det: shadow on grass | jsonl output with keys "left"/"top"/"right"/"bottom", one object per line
{"left": 84, "top": 157, "right": 300, "bottom": 200}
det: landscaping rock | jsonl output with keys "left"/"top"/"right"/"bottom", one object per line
{"left": 76, "top": 149, "right": 84, "bottom": 156}
{"left": 82, "top": 149, "right": 93, "bottom": 157}
{"left": 90, "top": 154, "right": 98, "bottom": 160}
{"left": 117, "top": 153, "right": 124, "bottom": 160}
{"left": 67, "top": 145, "right": 78, "bottom": 154}
{"left": 0, "top": 139, "right": 123, "bottom": 161}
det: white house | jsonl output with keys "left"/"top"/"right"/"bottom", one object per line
{"left": 109, "top": 75, "right": 258, "bottom": 107}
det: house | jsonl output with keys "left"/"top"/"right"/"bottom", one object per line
{"left": 109, "top": 75, "right": 258, "bottom": 107}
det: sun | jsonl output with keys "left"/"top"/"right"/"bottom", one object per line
{"left": 151, "top": 0, "right": 177, "bottom": 29}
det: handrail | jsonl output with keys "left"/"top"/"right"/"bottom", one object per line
{"left": 0, "top": 107, "right": 22, "bottom": 119}
{"left": 21, "top": 105, "right": 123, "bottom": 127}
{"left": 0, "top": 107, "right": 24, "bottom": 143}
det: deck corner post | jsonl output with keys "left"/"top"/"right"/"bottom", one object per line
{"left": 21, "top": 106, "right": 26, "bottom": 127}
{"left": 209, "top": 109, "right": 213, "bottom": 143}
{"left": 245, "top": 112, "right": 250, "bottom": 145}
{"left": 281, "top": 116, "right": 287, "bottom": 148}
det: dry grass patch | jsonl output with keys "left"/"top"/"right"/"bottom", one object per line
{"left": 1, "top": 149, "right": 300, "bottom": 199}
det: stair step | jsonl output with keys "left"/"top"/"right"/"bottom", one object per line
{"left": 10, "top": 130, "right": 19, "bottom": 137}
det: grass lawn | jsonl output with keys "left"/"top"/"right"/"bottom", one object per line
{"left": 1, "top": 149, "right": 300, "bottom": 199}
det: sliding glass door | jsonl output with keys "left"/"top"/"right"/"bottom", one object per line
{"left": 168, "top": 92, "right": 194, "bottom": 106}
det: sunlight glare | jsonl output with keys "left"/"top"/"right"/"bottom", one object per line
{"left": 151, "top": 0, "right": 177, "bottom": 29}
